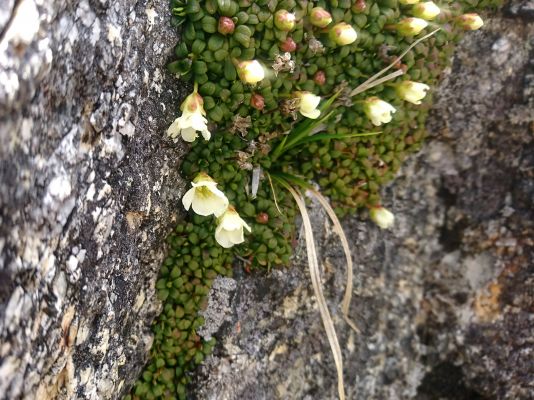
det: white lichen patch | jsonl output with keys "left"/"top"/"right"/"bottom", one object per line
{"left": 133, "top": 291, "right": 146, "bottom": 312}
{"left": 86, "top": 183, "right": 96, "bottom": 201}
{"left": 107, "top": 24, "right": 121, "bottom": 45}
{"left": 100, "top": 132, "right": 125, "bottom": 162}
{"left": 75, "top": 323, "right": 91, "bottom": 346}
{"left": 118, "top": 121, "right": 135, "bottom": 137}
{"left": 47, "top": 175, "right": 72, "bottom": 202}
{"left": 145, "top": 7, "right": 157, "bottom": 32}
{"left": 79, "top": 365, "right": 93, "bottom": 385}
{"left": 150, "top": 68, "right": 163, "bottom": 94}
{"left": 97, "top": 183, "right": 112, "bottom": 201}
{"left": 90, "top": 18, "right": 101, "bottom": 46}
{"left": 91, "top": 328, "right": 110, "bottom": 356}
{"left": 4, "top": 287, "right": 24, "bottom": 329}
{"left": 75, "top": 0, "right": 96, "bottom": 28}
{"left": 0, "top": 0, "right": 40, "bottom": 48}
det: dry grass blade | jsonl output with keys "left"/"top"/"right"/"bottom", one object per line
{"left": 350, "top": 28, "right": 440, "bottom": 97}
{"left": 266, "top": 172, "right": 283, "bottom": 215}
{"left": 308, "top": 189, "right": 360, "bottom": 334}
{"left": 350, "top": 70, "right": 404, "bottom": 98}
{"left": 286, "top": 185, "right": 346, "bottom": 400}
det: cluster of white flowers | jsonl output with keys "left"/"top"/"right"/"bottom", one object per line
{"left": 167, "top": 7, "right": 485, "bottom": 236}
{"left": 183, "top": 173, "right": 251, "bottom": 248}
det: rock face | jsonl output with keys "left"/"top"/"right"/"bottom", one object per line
{"left": 0, "top": 0, "right": 187, "bottom": 398}
{"left": 191, "top": 6, "right": 534, "bottom": 400}
{"left": 0, "top": 2, "right": 532, "bottom": 400}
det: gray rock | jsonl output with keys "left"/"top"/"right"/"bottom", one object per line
{"left": 0, "top": 0, "right": 187, "bottom": 398}
{"left": 0, "top": 1, "right": 532, "bottom": 400}
{"left": 192, "top": 9, "right": 534, "bottom": 400}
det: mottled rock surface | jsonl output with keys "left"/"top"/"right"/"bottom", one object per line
{"left": 0, "top": 0, "right": 187, "bottom": 398}
{"left": 192, "top": 6, "right": 533, "bottom": 400}
{"left": 1, "top": 1, "right": 532, "bottom": 400}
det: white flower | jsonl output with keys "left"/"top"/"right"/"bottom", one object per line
{"left": 457, "top": 13, "right": 484, "bottom": 30}
{"left": 363, "top": 97, "right": 396, "bottom": 126}
{"left": 167, "top": 91, "right": 210, "bottom": 142}
{"left": 412, "top": 1, "right": 441, "bottom": 20}
{"left": 215, "top": 207, "right": 252, "bottom": 248}
{"left": 329, "top": 22, "right": 358, "bottom": 46}
{"left": 370, "top": 206, "right": 395, "bottom": 229}
{"left": 396, "top": 81, "right": 430, "bottom": 105}
{"left": 396, "top": 17, "right": 428, "bottom": 36}
{"left": 182, "top": 173, "right": 229, "bottom": 217}
{"left": 237, "top": 60, "right": 265, "bottom": 84}
{"left": 296, "top": 91, "right": 321, "bottom": 119}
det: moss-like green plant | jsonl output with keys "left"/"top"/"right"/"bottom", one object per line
{"left": 127, "top": 0, "right": 499, "bottom": 398}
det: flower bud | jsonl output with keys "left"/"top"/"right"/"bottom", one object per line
{"left": 399, "top": 0, "right": 420, "bottom": 4}
{"left": 457, "top": 13, "right": 484, "bottom": 30}
{"left": 313, "top": 70, "right": 326, "bottom": 86}
{"left": 250, "top": 93, "right": 265, "bottom": 110}
{"left": 256, "top": 212, "right": 269, "bottom": 224}
{"left": 396, "top": 17, "right": 428, "bottom": 36}
{"left": 274, "top": 10, "right": 296, "bottom": 31}
{"left": 412, "top": 1, "right": 440, "bottom": 20}
{"left": 370, "top": 206, "right": 395, "bottom": 229}
{"left": 363, "top": 97, "right": 396, "bottom": 126}
{"left": 280, "top": 37, "right": 297, "bottom": 52}
{"left": 236, "top": 60, "right": 265, "bottom": 84}
{"left": 352, "top": 0, "right": 367, "bottom": 13}
{"left": 310, "top": 7, "right": 332, "bottom": 28}
{"left": 329, "top": 22, "right": 358, "bottom": 45}
{"left": 218, "top": 16, "right": 235, "bottom": 35}
{"left": 396, "top": 81, "right": 430, "bottom": 104}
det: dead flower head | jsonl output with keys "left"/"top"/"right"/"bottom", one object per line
{"left": 334, "top": 81, "right": 353, "bottom": 107}
{"left": 272, "top": 52, "right": 296, "bottom": 76}
{"left": 307, "top": 36, "right": 325, "bottom": 55}
{"left": 235, "top": 150, "right": 253, "bottom": 170}
{"left": 280, "top": 97, "right": 300, "bottom": 120}
{"left": 229, "top": 115, "right": 252, "bottom": 137}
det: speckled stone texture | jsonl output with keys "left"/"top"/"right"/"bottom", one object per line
{"left": 0, "top": 0, "right": 188, "bottom": 398}
{"left": 191, "top": 5, "right": 533, "bottom": 400}
{"left": 1, "top": 1, "right": 533, "bottom": 400}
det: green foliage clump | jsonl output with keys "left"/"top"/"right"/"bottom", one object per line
{"left": 129, "top": 0, "right": 500, "bottom": 398}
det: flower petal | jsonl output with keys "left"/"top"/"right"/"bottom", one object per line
{"left": 190, "top": 113, "right": 208, "bottom": 131}
{"left": 221, "top": 211, "right": 245, "bottom": 230}
{"left": 167, "top": 118, "right": 181, "bottom": 138}
{"left": 181, "top": 127, "right": 198, "bottom": 142}
{"left": 201, "top": 128, "right": 211, "bottom": 141}
{"left": 242, "top": 220, "right": 252, "bottom": 232}
{"left": 182, "top": 187, "right": 195, "bottom": 211}
{"left": 228, "top": 227, "right": 245, "bottom": 244}
{"left": 301, "top": 108, "right": 321, "bottom": 119}
{"left": 215, "top": 227, "right": 235, "bottom": 248}
{"left": 192, "top": 193, "right": 228, "bottom": 216}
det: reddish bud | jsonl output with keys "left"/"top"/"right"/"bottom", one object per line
{"left": 314, "top": 70, "right": 326, "bottom": 86}
{"left": 256, "top": 212, "right": 269, "bottom": 224}
{"left": 352, "top": 0, "right": 367, "bottom": 13}
{"left": 218, "top": 16, "right": 235, "bottom": 35}
{"left": 250, "top": 93, "right": 265, "bottom": 110}
{"left": 280, "top": 37, "right": 297, "bottom": 52}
